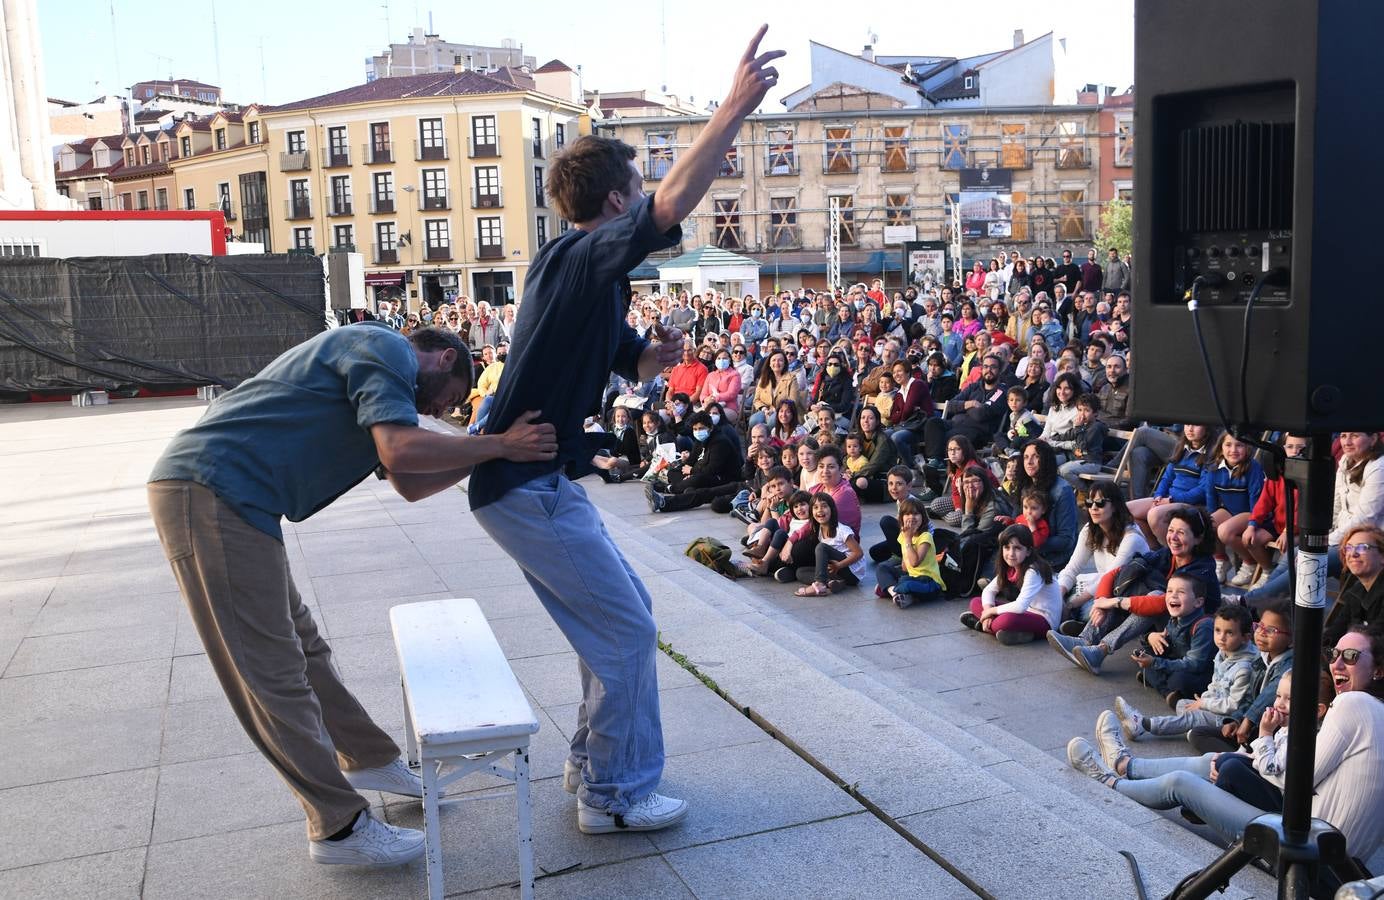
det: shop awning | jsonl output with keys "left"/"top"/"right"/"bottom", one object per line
{"left": 365, "top": 271, "right": 406, "bottom": 287}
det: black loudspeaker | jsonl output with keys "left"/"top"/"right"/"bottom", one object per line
{"left": 1130, "top": 0, "right": 1384, "bottom": 432}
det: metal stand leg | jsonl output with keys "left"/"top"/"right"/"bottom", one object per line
{"left": 402, "top": 680, "right": 419, "bottom": 768}
{"left": 421, "top": 758, "right": 444, "bottom": 900}
{"left": 514, "top": 746, "right": 535, "bottom": 900}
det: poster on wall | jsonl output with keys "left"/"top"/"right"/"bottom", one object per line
{"left": 902, "top": 241, "right": 947, "bottom": 289}
{"left": 959, "top": 168, "right": 1013, "bottom": 240}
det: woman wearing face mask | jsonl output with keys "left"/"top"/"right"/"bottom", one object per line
{"left": 646, "top": 411, "right": 743, "bottom": 513}
{"left": 1067, "top": 625, "right": 1384, "bottom": 878}
{"left": 741, "top": 302, "right": 770, "bottom": 347}
{"left": 811, "top": 351, "right": 856, "bottom": 419}
{"left": 697, "top": 349, "right": 742, "bottom": 423}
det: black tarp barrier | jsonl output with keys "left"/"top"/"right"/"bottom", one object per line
{"left": 0, "top": 254, "right": 328, "bottom": 395}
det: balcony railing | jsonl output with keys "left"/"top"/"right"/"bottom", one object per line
{"left": 285, "top": 198, "right": 312, "bottom": 220}
{"left": 322, "top": 148, "right": 351, "bottom": 168}
{"left": 1000, "top": 147, "right": 1033, "bottom": 169}
{"left": 373, "top": 244, "right": 399, "bottom": 265}
{"left": 369, "top": 195, "right": 395, "bottom": 214}
{"left": 764, "top": 155, "right": 799, "bottom": 176}
{"left": 414, "top": 138, "right": 448, "bottom": 161}
{"left": 468, "top": 136, "right": 500, "bottom": 158}
{"left": 425, "top": 244, "right": 452, "bottom": 261}
{"left": 476, "top": 240, "right": 504, "bottom": 260}
{"left": 279, "top": 151, "right": 310, "bottom": 172}
{"left": 243, "top": 202, "right": 267, "bottom": 221}
{"left": 419, "top": 191, "right": 451, "bottom": 211}
{"left": 821, "top": 154, "right": 859, "bottom": 175}
{"left": 328, "top": 198, "right": 353, "bottom": 217}
{"left": 330, "top": 242, "right": 357, "bottom": 253}
{"left": 471, "top": 187, "right": 503, "bottom": 209}
{"left": 363, "top": 142, "right": 393, "bottom": 164}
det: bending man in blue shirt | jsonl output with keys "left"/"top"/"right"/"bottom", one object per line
{"left": 469, "top": 25, "right": 785, "bottom": 835}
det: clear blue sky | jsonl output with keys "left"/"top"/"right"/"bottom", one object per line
{"left": 40, "top": 0, "right": 1133, "bottom": 109}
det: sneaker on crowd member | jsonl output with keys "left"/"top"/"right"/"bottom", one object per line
{"left": 308, "top": 811, "right": 426, "bottom": 866}
{"left": 344, "top": 757, "right": 427, "bottom": 798}
{"left": 577, "top": 792, "right": 688, "bottom": 834}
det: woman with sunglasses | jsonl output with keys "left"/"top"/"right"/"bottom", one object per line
{"left": 1056, "top": 484, "right": 1148, "bottom": 628}
{"left": 1324, "top": 526, "right": 1384, "bottom": 649}
{"left": 1067, "top": 625, "right": 1384, "bottom": 876}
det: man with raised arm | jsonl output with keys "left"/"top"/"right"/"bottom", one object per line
{"left": 147, "top": 324, "right": 556, "bottom": 866}
{"left": 469, "top": 26, "right": 785, "bottom": 835}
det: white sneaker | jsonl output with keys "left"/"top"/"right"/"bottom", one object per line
{"left": 1230, "top": 562, "right": 1258, "bottom": 587}
{"left": 309, "top": 810, "right": 426, "bottom": 866}
{"left": 577, "top": 792, "right": 688, "bottom": 834}
{"left": 1066, "top": 738, "right": 1119, "bottom": 787}
{"left": 1248, "top": 570, "right": 1271, "bottom": 590}
{"left": 343, "top": 758, "right": 427, "bottom": 798}
{"left": 562, "top": 759, "right": 581, "bottom": 795}
{"left": 1113, "top": 696, "right": 1146, "bottom": 741}
{"left": 1215, "top": 557, "right": 1236, "bottom": 584}
{"left": 1095, "top": 710, "right": 1133, "bottom": 777}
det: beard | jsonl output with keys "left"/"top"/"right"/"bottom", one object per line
{"left": 414, "top": 368, "right": 453, "bottom": 416}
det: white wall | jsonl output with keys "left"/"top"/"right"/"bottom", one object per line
{"left": 0, "top": 217, "right": 219, "bottom": 255}
{"left": 784, "top": 42, "right": 920, "bottom": 109}
{"left": 977, "top": 34, "right": 1057, "bottom": 107}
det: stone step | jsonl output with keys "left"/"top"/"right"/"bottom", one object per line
{"left": 600, "top": 511, "right": 1280, "bottom": 899}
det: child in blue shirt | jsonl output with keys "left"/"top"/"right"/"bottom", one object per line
{"left": 1130, "top": 573, "right": 1216, "bottom": 703}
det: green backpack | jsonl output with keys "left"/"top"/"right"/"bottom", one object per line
{"left": 684, "top": 536, "right": 741, "bottom": 579}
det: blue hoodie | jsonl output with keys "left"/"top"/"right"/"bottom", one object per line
{"left": 1155, "top": 446, "right": 1214, "bottom": 504}
{"left": 1201, "top": 458, "right": 1265, "bottom": 515}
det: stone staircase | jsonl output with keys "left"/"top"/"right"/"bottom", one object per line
{"left": 599, "top": 510, "right": 1280, "bottom": 900}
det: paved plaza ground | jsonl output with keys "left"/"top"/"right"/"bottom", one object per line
{"left": 2, "top": 397, "right": 1345, "bottom": 898}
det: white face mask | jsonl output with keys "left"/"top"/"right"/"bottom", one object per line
{"left": 710, "top": 413, "right": 722, "bottom": 425}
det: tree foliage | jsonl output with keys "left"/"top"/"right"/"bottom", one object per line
{"left": 1095, "top": 199, "right": 1133, "bottom": 257}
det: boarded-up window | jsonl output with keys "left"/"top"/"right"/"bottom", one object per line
{"left": 942, "top": 124, "right": 969, "bottom": 169}
{"left": 1011, "top": 190, "right": 1029, "bottom": 241}
{"left": 647, "top": 132, "right": 674, "bottom": 179}
{"left": 885, "top": 193, "right": 911, "bottom": 226}
{"left": 1001, "top": 124, "right": 1029, "bottom": 169}
{"left": 1114, "top": 118, "right": 1134, "bottom": 167}
{"left": 767, "top": 127, "right": 796, "bottom": 175}
{"left": 719, "top": 145, "right": 741, "bottom": 177}
{"left": 1057, "top": 122, "right": 1087, "bottom": 168}
{"left": 713, "top": 198, "right": 742, "bottom": 249}
{"left": 824, "top": 126, "right": 854, "bottom": 173}
{"left": 770, "top": 196, "right": 799, "bottom": 248}
{"left": 882, "top": 126, "right": 910, "bottom": 172}
{"left": 1058, "top": 189, "right": 1087, "bottom": 239}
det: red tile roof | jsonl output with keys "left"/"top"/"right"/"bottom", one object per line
{"left": 265, "top": 70, "right": 524, "bottom": 113}
{"left": 535, "top": 59, "right": 573, "bottom": 73}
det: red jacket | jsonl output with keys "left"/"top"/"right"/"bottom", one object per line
{"left": 893, "top": 376, "right": 934, "bottom": 424}
{"left": 1249, "top": 476, "right": 1292, "bottom": 535}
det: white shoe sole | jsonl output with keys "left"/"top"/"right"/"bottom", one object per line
{"left": 577, "top": 801, "right": 689, "bottom": 834}
{"left": 309, "top": 835, "right": 425, "bottom": 866}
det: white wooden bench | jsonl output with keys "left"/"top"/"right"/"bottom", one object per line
{"left": 390, "top": 598, "right": 540, "bottom": 900}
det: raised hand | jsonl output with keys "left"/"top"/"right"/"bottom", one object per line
{"left": 725, "top": 25, "right": 787, "bottom": 116}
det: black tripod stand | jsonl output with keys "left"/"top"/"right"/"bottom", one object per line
{"left": 1166, "top": 434, "right": 1370, "bottom": 899}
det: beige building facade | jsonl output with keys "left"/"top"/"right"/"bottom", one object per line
{"left": 600, "top": 105, "right": 1103, "bottom": 291}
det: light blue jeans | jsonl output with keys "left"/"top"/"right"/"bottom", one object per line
{"left": 472, "top": 471, "right": 664, "bottom": 814}
{"left": 1119, "top": 753, "right": 1262, "bottom": 842}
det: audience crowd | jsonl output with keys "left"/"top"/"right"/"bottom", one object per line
{"left": 362, "top": 245, "right": 1384, "bottom": 878}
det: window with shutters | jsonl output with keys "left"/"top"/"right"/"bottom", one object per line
{"left": 718, "top": 145, "right": 741, "bottom": 177}
{"left": 882, "top": 126, "right": 911, "bottom": 172}
{"left": 713, "top": 198, "right": 742, "bottom": 249}
{"left": 824, "top": 126, "right": 855, "bottom": 173}
{"left": 286, "top": 131, "right": 306, "bottom": 154}
{"left": 422, "top": 169, "right": 448, "bottom": 209}
{"left": 327, "top": 126, "right": 349, "bottom": 166}
{"left": 646, "top": 132, "right": 674, "bottom": 179}
{"left": 1001, "top": 124, "right": 1029, "bottom": 168}
{"left": 885, "top": 193, "right": 911, "bottom": 227}
{"left": 831, "top": 195, "right": 856, "bottom": 246}
{"left": 536, "top": 215, "right": 549, "bottom": 247}
{"left": 333, "top": 224, "right": 354, "bottom": 250}
{"left": 1057, "top": 121, "right": 1088, "bottom": 167}
{"left": 767, "top": 127, "right": 796, "bottom": 175}
{"left": 1058, "top": 188, "right": 1088, "bottom": 239}
{"left": 769, "top": 196, "right": 799, "bottom": 248}
{"left": 942, "top": 124, "right": 969, "bottom": 169}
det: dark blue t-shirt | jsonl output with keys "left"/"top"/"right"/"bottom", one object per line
{"left": 469, "top": 195, "right": 680, "bottom": 509}
{"left": 149, "top": 322, "right": 419, "bottom": 539}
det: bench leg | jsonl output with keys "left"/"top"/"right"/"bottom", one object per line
{"left": 514, "top": 746, "right": 534, "bottom": 900}
{"left": 421, "top": 757, "right": 444, "bottom": 900}
{"left": 402, "top": 679, "right": 418, "bottom": 768}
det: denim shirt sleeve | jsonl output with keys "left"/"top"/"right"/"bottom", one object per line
{"left": 1154, "top": 616, "right": 1216, "bottom": 673}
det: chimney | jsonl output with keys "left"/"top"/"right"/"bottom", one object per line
{"left": 862, "top": 44, "right": 874, "bottom": 62}
{"left": 1013, "top": 29, "right": 1025, "bottom": 48}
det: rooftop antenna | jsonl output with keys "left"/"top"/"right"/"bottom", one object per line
{"left": 659, "top": 0, "right": 668, "bottom": 93}
{"left": 108, "top": 0, "right": 122, "bottom": 92}
{"left": 210, "top": 0, "right": 224, "bottom": 86}
{"left": 258, "top": 38, "right": 267, "bottom": 100}
{"left": 382, "top": 0, "right": 391, "bottom": 48}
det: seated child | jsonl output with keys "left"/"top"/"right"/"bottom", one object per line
{"left": 873, "top": 372, "right": 900, "bottom": 425}
{"left": 1111, "top": 603, "right": 1256, "bottom": 740}
{"left": 843, "top": 433, "right": 868, "bottom": 478}
{"left": 998, "top": 455, "right": 1022, "bottom": 510}
{"left": 811, "top": 401, "right": 844, "bottom": 445}
{"left": 743, "top": 469, "right": 795, "bottom": 557}
{"left": 992, "top": 385, "right": 1039, "bottom": 456}
{"left": 1129, "top": 573, "right": 1216, "bottom": 703}
{"left": 745, "top": 490, "right": 812, "bottom": 571}
{"left": 795, "top": 438, "right": 820, "bottom": 492}
{"left": 960, "top": 523, "right": 1062, "bottom": 644}
{"left": 874, "top": 497, "right": 944, "bottom": 608}
{"left": 1056, "top": 393, "right": 1109, "bottom": 491}
{"left": 869, "top": 465, "right": 927, "bottom": 562}
{"left": 779, "top": 441, "right": 801, "bottom": 486}
{"left": 1014, "top": 487, "right": 1052, "bottom": 548}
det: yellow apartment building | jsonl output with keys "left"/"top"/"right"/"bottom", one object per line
{"left": 253, "top": 65, "right": 588, "bottom": 308}
{"left": 167, "top": 107, "right": 273, "bottom": 244}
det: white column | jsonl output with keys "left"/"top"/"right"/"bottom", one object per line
{"left": 3, "top": 0, "right": 67, "bottom": 209}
